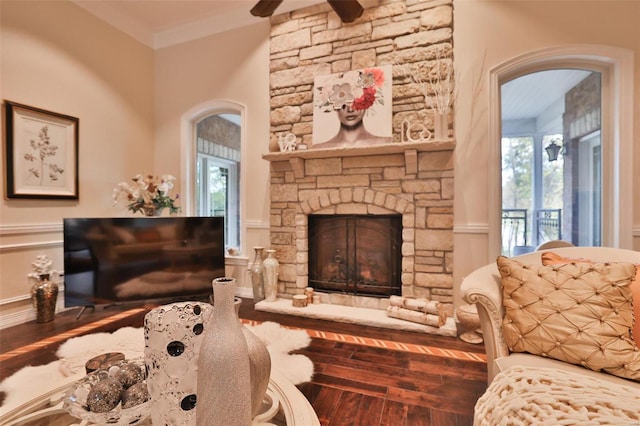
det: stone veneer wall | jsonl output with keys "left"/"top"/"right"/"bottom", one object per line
{"left": 265, "top": 0, "right": 455, "bottom": 313}
{"left": 268, "top": 0, "right": 454, "bottom": 148}
{"left": 268, "top": 146, "right": 454, "bottom": 312}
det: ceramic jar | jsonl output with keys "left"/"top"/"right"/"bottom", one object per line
{"left": 144, "top": 301, "right": 211, "bottom": 425}
{"left": 262, "top": 249, "right": 279, "bottom": 302}
{"left": 196, "top": 278, "right": 252, "bottom": 426}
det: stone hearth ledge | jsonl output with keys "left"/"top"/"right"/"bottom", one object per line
{"left": 254, "top": 299, "right": 457, "bottom": 337}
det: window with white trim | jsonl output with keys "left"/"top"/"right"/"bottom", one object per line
{"left": 195, "top": 114, "right": 241, "bottom": 250}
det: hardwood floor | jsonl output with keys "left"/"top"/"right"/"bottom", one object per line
{"left": 0, "top": 300, "right": 487, "bottom": 425}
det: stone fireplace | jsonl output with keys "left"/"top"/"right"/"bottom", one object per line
{"left": 308, "top": 214, "right": 402, "bottom": 297}
{"left": 262, "top": 0, "right": 456, "bottom": 315}
{"left": 263, "top": 141, "right": 454, "bottom": 314}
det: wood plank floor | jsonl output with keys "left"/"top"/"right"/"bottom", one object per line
{"left": 0, "top": 300, "right": 487, "bottom": 425}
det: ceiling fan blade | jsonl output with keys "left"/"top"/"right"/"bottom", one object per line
{"left": 327, "top": 0, "right": 364, "bottom": 23}
{"left": 250, "top": 0, "right": 284, "bottom": 18}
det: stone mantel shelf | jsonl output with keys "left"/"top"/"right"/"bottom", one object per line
{"left": 262, "top": 140, "right": 455, "bottom": 178}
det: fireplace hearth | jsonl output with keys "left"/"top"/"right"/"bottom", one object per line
{"left": 263, "top": 142, "right": 455, "bottom": 313}
{"left": 308, "top": 214, "right": 402, "bottom": 298}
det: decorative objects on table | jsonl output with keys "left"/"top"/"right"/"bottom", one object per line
{"left": 63, "top": 358, "right": 150, "bottom": 426}
{"left": 0, "top": 321, "right": 309, "bottom": 418}
{"left": 144, "top": 301, "right": 211, "bottom": 425}
{"left": 262, "top": 249, "right": 279, "bottom": 302}
{"left": 85, "top": 352, "right": 126, "bottom": 374}
{"left": 4, "top": 101, "right": 79, "bottom": 199}
{"left": 456, "top": 303, "right": 483, "bottom": 344}
{"left": 197, "top": 277, "right": 252, "bottom": 426}
{"left": 113, "top": 173, "right": 181, "bottom": 216}
{"left": 240, "top": 316, "right": 271, "bottom": 420}
{"left": 292, "top": 295, "right": 308, "bottom": 308}
{"left": 27, "top": 254, "right": 61, "bottom": 323}
{"left": 249, "top": 246, "right": 266, "bottom": 302}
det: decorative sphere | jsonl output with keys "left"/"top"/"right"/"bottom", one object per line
{"left": 121, "top": 382, "right": 150, "bottom": 409}
{"left": 114, "top": 362, "right": 145, "bottom": 389}
{"left": 87, "top": 378, "right": 123, "bottom": 412}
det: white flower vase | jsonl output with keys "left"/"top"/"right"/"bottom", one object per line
{"left": 262, "top": 249, "right": 279, "bottom": 302}
{"left": 144, "top": 302, "right": 211, "bottom": 425}
{"left": 434, "top": 111, "right": 449, "bottom": 140}
{"left": 196, "top": 278, "right": 252, "bottom": 426}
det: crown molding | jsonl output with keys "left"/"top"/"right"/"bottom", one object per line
{"left": 73, "top": 0, "right": 325, "bottom": 50}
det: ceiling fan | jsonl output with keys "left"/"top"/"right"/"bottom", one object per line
{"left": 250, "top": 0, "right": 364, "bottom": 23}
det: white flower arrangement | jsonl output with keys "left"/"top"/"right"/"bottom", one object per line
{"left": 113, "top": 174, "right": 181, "bottom": 216}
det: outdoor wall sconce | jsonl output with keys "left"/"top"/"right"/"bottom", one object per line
{"left": 545, "top": 139, "right": 562, "bottom": 162}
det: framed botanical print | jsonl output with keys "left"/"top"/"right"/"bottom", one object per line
{"left": 5, "top": 101, "right": 79, "bottom": 199}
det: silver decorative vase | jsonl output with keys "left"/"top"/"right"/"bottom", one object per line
{"left": 196, "top": 277, "right": 252, "bottom": 426}
{"left": 249, "top": 247, "right": 266, "bottom": 302}
{"left": 262, "top": 249, "right": 279, "bottom": 302}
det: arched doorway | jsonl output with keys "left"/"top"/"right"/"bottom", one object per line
{"left": 488, "top": 45, "right": 633, "bottom": 257}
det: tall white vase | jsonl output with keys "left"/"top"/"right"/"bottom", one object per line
{"left": 196, "top": 277, "right": 252, "bottom": 426}
{"left": 262, "top": 249, "right": 279, "bottom": 302}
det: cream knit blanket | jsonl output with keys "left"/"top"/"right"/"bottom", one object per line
{"left": 474, "top": 366, "right": 640, "bottom": 425}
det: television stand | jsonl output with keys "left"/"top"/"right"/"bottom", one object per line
{"left": 74, "top": 305, "right": 95, "bottom": 320}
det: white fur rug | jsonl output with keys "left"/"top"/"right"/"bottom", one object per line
{"left": 0, "top": 321, "right": 313, "bottom": 413}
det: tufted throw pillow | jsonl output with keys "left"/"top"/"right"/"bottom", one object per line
{"left": 497, "top": 256, "right": 640, "bottom": 382}
{"left": 541, "top": 251, "right": 640, "bottom": 347}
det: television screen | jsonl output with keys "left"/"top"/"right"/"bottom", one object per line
{"left": 63, "top": 217, "right": 226, "bottom": 308}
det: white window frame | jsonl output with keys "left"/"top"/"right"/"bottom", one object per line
{"left": 180, "top": 100, "right": 247, "bottom": 253}
{"left": 197, "top": 154, "right": 240, "bottom": 248}
{"left": 488, "top": 45, "right": 634, "bottom": 260}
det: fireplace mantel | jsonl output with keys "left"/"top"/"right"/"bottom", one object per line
{"left": 262, "top": 140, "right": 455, "bottom": 179}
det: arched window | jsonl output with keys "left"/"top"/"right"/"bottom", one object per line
{"left": 181, "top": 101, "right": 246, "bottom": 252}
{"left": 488, "top": 46, "right": 633, "bottom": 257}
{"left": 196, "top": 113, "right": 241, "bottom": 249}
{"left": 500, "top": 69, "right": 601, "bottom": 255}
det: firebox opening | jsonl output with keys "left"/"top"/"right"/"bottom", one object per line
{"left": 308, "top": 214, "right": 402, "bottom": 298}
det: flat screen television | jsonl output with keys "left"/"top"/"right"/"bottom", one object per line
{"left": 63, "top": 217, "right": 226, "bottom": 308}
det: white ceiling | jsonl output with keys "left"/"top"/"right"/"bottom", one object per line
{"left": 72, "top": 1, "right": 591, "bottom": 124}
{"left": 72, "top": 0, "right": 325, "bottom": 49}
{"left": 501, "top": 69, "right": 592, "bottom": 122}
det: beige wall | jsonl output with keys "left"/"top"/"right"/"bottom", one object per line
{"left": 153, "top": 21, "right": 273, "bottom": 274}
{"left": 0, "top": 1, "right": 154, "bottom": 323}
{"left": 453, "top": 0, "right": 640, "bottom": 302}
{"left": 1, "top": 0, "right": 638, "bottom": 326}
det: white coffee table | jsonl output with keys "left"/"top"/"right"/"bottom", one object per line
{"left": 0, "top": 370, "right": 319, "bottom": 426}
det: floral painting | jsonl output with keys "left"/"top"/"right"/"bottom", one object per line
{"left": 5, "top": 101, "right": 78, "bottom": 199}
{"left": 312, "top": 65, "right": 392, "bottom": 148}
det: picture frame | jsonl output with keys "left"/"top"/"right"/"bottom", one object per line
{"left": 5, "top": 101, "right": 79, "bottom": 199}
{"left": 312, "top": 65, "right": 392, "bottom": 149}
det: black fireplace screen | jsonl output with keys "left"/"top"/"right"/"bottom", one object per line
{"left": 308, "top": 214, "right": 402, "bottom": 297}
